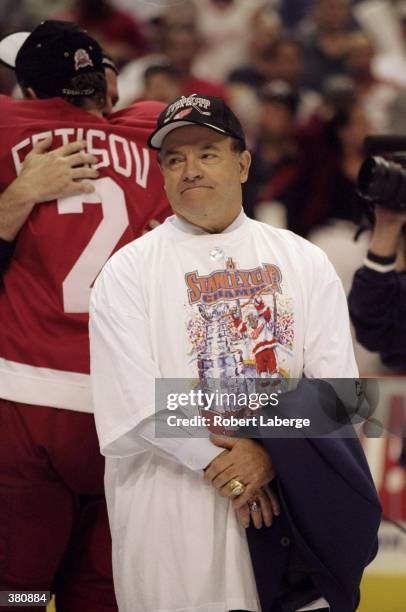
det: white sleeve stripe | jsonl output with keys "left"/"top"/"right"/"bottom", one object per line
{"left": 363, "top": 258, "right": 396, "bottom": 273}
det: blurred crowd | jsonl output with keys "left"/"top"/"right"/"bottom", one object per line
{"left": 2, "top": 0, "right": 406, "bottom": 373}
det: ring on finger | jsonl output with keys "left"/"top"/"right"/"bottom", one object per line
{"left": 228, "top": 479, "right": 245, "bottom": 497}
{"left": 248, "top": 500, "right": 260, "bottom": 512}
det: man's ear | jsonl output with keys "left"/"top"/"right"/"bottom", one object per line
{"left": 239, "top": 150, "right": 251, "bottom": 184}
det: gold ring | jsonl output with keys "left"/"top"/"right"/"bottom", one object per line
{"left": 228, "top": 479, "right": 245, "bottom": 497}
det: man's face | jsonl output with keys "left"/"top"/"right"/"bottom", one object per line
{"left": 317, "top": 0, "right": 349, "bottom": 31}
{"left": 144, "top": 72, "right": 181, "bottom": 104}
{"left": 260, "top": 100, "right": 294, "bottom": 139}
{"left": 159, "top": 125, "right": 251, "bottom": 232}
{"left": 272, "top": 43, "right": 301, "bottom": 86}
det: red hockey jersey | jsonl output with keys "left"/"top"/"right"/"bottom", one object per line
{"left": 0, "top": 95, "right": 171, "bottom": 412}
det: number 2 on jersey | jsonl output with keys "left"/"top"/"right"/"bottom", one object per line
{"left": 57, "top": 177, "right": 129, "bottom": 313}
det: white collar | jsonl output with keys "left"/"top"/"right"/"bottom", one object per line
{"left": 171, "top": 209, "right": 246, "bottom": 235}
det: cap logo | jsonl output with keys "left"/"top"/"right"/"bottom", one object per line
{"left": 163, "top": 94, "right": 211, "bottom": 123}
{"left": 173, "top": 108, "right": 193, "bottom": 120}
{"left": 74, "top": 48, "right": 93, "bottom": 71}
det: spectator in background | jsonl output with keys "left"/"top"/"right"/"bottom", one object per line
{"left": 353, "top": 0, "right": 406, "bottom": 88}
{"left": 279, "top": 0, "right": 314, "bottom": 30}
{"left": 349, "top": 206, "right": 406, "bottom": 370}
{"left": 230, "top": 32, "right": 323, "bottom": 125}
{"left": 108, "top": 0, "right": 167, "bottom": 23}
{"left": 0, "top": 0, "right": 71, "bottom": 33}
{"left": 243, "top": 81, "right": 305, "bottom": 226}
{"left": 245, "top": 78, "right": 364, "bottom": 234}
{"left": 0, "top": 0, "right": 32, "bottom": 93}
{"left": 303, "top": 97, "right": 372, "bottom": 287}
{"left": 261, "top": 36, "right": 321, "bottom": 122}
{"left": 228, "top": 30, "right": 321, "bottom": 142}
{"left": 296, "top": 75, "right": 357, "bottom": 168}
{"left": 303, "top": 99, "right": 371, "bottom": 234}
{"left": 22, "top": 0, "right": 69, "bottom": 23}
{"left": 60, "top": 0, "right": 148, "bottom": 67}
{"left": 297, "top": 80, "right": 386, "bottom": 373}
{"left": 192, "top": 0, "right": 265, "bottom": 82}
{"left": 345, "top": 31, "right": 399, "bottom": 132}
{"left": 159, "top": 8, "right": 229, "bottom": 100}
{"left": 117, "top": 5, "right": 230, "bottom": 109}
{"left": 300, "top": 0, "right": 357, "bottom": 92}
{"left": 228, "top": 8, "right": 282, "bottom": 90}
{"left": 226, "top": 8, "right": 283, "bottom": 141}
{"left": 142, "top": 63, "right": 182, "bottom": 104}
{"left": 247, "top": 85, "right": 371, "bottom": 237}
{"left": 0, "top": 0, "right": 34, "bottom": 31}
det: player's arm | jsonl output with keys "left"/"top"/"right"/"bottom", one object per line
{"left": 0, "top": 135, "right": 100, "bottom": 242}
{"left": 348, "top": 206, "right": 406, "bottom": 355}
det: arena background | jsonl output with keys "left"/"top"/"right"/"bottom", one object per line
{"left": 0, "top": 1, "right": 404, "bottom": 610}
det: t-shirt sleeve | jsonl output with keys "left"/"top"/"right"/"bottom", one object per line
{"left": 303, "top": 249, "right": 358, "bottom": 378}
{"left": 89, "top": 251, "right": 159, "bottom": 456}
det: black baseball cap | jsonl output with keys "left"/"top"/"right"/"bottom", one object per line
{"left": 0, "top": 20, "right": 104, "bottom": 98}
{"left": 147, "top": 93, "right": 246, "bottom": 149}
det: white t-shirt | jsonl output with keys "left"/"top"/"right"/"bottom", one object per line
{"left": 90, "top": 214, "right": 357, "bottom": 612}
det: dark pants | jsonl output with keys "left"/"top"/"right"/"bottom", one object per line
{"left": 0, "top": 399, "right": 117, "bottom": 612}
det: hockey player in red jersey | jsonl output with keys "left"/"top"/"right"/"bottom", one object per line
{"left": 251, "top": 297, "right": 278, "bottom": 377}
{"left": 0, "top": 21, "right": 171, "bottom": 611}
{"left": 231, "top": 296, "right": 278, "bottom": 379}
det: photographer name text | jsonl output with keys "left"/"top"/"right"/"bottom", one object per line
{"left": 166, "top": 414, "right": 311, "bottom": 429}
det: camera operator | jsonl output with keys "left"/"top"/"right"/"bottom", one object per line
{"left": 348, "top": 205, "right": 406, "bottom": 371}
{"left": 349, "top": 204, "right": 406, "bottom": 474}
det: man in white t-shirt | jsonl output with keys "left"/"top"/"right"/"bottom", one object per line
{"left": 89, "top": 94, "right": 381, "bottom": 612}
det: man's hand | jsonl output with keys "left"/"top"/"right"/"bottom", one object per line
{"left": 369, "top": 205, "right": 406, "bottom": 258}
{"left": 204, "top": 435, "right": 276, "bottom": 509}
{"left": 237, "top": 484, "right": 280, "bottom": 529}
{"left": 374, "top": 206, "right": 406, "bottom": 226}
{"left": 0, "top": 136, "right": 100, "bottom": 241}
{"left": 19, "top": 135, "right": 99, "bottom": 204}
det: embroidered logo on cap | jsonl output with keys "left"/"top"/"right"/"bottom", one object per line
{"left": 163, "top": 94, "right": 211, "bottom": 123}
{"left": 173, "top": 108, "right": 194, "bottom": 120}
{"left": 74, "top": 48, "right": 93, "bottom": 70}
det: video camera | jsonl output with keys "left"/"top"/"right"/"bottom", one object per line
{"left": 357, "top": 136, "right": 406, "bottom": 212}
